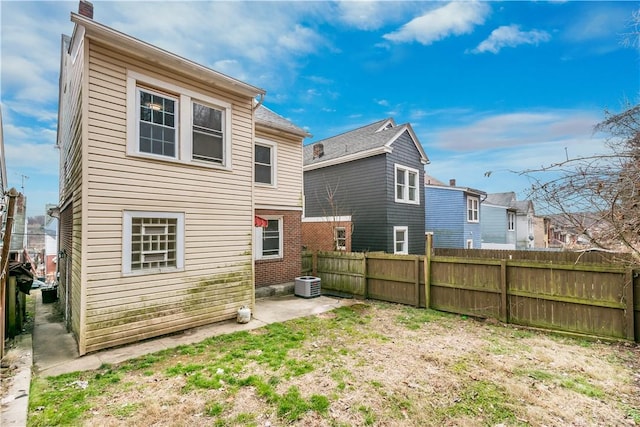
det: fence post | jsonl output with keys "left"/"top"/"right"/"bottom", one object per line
{"left": 7, "top": 275, "right": 17, "bottom": 337}
{"left": 500, "top": 259, "right": 508, "bottom": 323}
{"left": 624, "top": 268, "right": 635, "bottom": 341}
{"left": 312, "top": 251, "right": 318, "bottom": 277}
{"left": 0, "top": 188, "right": 19, "bottom": 358}
{"left": 414, "top": 256, "right": 420, "bottom": 307}
{"left": 424, "top": 234, "right": 432, "bottom": 309}
{"left": 363, "top": 253, "right": 368, "bottom": 299}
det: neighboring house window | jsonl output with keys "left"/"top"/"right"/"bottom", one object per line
{"left": 255, "top": 140, "right": 276, "bottom": 185}
{"left": 508, "top": 212, "right": 515, "bottom": 231}
{"left": 255, "top": 216, "right": 283, "bottom": 259}
{"left": 127, "top": 71, "right": 232, "bottom": 168}
{"left": 395, "top": 165, "right": 419, "bottom": 204}
{"left": 466, "top": 239, "right": 473, "bottom": 249}
{"left": 467, "top": 196, "right": 479, "bottom": 222}
{"left": 122, "top": 211, "right": 185, "bottom": 275}
{"left": 394, "top": 226, "right": 408, "bottom": 254}
{"left": 334, "top": 227, "right": 346, "bottom": 250}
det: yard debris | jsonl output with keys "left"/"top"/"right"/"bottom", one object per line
{"left": 68, "top": 380, "right": 88, "bottom": 390}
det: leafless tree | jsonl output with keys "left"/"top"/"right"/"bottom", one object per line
{"left": 522, "top": 103, "right": 640, "bottom": 260}
{"left": 313, "top": 179, "right": 354, "bottom": 251}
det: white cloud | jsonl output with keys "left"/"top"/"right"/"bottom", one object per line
{"left": 564, "top": 5, "right": 631, "bottom": 43}
{"left": 383, "top": 1, "right": 490, "bottom": 45}
{"left": 335, "top": 0, "right": 420, "bottom": 31}
{"left": 471, "top": 25, "right": 551, "bottom": 54}
{"left": 429, "top": 110, "right": 601, "bottom": 151}
{"left": 335, "top": 0, "right": 390, "bottom": 31}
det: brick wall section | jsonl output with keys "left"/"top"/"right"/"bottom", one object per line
{"left": 301, "top": 220, "right": 352, "bottom": 252}
{"left": 255, "top": 209, "right": 302, "bottom": 287}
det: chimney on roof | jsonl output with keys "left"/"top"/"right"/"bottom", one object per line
{"left": 78, "top": 0, "right": 94, "bottom": 19}
{"left": 313, "top": 143, "right": 324, "bottom": 159}
{"left": 449, "top": 179, "right": 456, "bottom": 187}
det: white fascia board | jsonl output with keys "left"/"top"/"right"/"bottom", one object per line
{"left": 303, "top": 146, "right": 391, "bottom": 171}
{"left": 385, "top": 123, "right": 429, "bottom": 165}
{"left": 71, "top": 13, "right": 265, "bottom": 99}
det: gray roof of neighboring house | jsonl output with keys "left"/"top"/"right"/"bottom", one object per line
{"left": 255, "top": 105, "right": 309, "bottom": 137}
{"left": 485, "top": 192, "right": 533, "bottom": 213}
{"left": 484, "top": 192, "right": 516, "bottom": 206}
{"left": 424, "top": 174, "right": 446, "bottom": 186}
{"left": 423, "top": 174, "right": 486, "bottom": 196}
{"left": 302, "top": 118, "right": 428, "bottom": 167}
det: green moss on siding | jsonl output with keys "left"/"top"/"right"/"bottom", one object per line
{"left": 87, "top": 265, "right": 254, "bottom": 331}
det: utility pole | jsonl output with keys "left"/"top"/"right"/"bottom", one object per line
{"left": 19, "top": 174, "right": 29, "bottom": 193}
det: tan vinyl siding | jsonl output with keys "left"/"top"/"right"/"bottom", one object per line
{"left": 80, "top": 39, "right": 255, "bottom": 353}
{"left": 254, "top": 130, "right": 303, "bottom": 209}
{"left": 58, "top": 39, "right": 85, "bottom": 343}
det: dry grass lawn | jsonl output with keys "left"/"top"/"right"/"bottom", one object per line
{"left": 28, "top": 301, "right": 640, "bottom": 426}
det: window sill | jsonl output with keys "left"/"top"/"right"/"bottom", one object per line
{"left": 255, "top": 257, "right": 283, "bottom": 263}
{"left": 126, "top": 151, "right": 232, "bottom": 172}
{"left": 123, "top": 267, "right": 185, "bottom": 276}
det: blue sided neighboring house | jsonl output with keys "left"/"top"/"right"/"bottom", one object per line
{"left": 484, "top": 192, "right": 536, "bottom": 249}
{"left": 480, "top": 197, "right": 517, "bottom": 249}
{"left": 424, "top": 176, "right": 486, "bottom": 249}
{"left": 303, "top": 118, "right": 429, "bottom": 255}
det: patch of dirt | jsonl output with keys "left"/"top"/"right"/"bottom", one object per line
{"left": 32, "top": 301, "right": 640, "bottom": 426}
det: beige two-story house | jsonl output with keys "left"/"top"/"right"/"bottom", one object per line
{"left": 56, "top": 3, "right": 306, "bottom": 355}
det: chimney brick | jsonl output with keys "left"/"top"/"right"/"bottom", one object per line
{"left": 78, "top": 0, "right": 93, "bottom": 19}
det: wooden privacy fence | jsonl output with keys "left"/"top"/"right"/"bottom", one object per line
{"left": 301, "top": 249, "right": 640, "bottom": 342}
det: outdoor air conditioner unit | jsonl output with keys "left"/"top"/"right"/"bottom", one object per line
{"left": 294, "top": 276, "right": 321, "bottom": 298}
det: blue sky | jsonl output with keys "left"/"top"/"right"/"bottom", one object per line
{"left": 1, "top": 0, "right": 638, "bottom": 217}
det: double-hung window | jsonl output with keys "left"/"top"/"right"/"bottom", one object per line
{"left": 254, "top": 216, "right": 282, "bottom": 260}
{"left": 334, "top": 227, "right": 347, "bottom": 250}
{"left": 395, "top": 165, "right": 419, "bottom": 204}
{"left": 467, "top": 196, "right": 479, "bottom": 223}
{"left": 139, "top": 89, "right": 177, "bottom": 157}
{"left": 255, "top": 140, "right": 276, "bottom": 185}
{"left": 192, "top": 103, "right": 224, "bottom": 163}
{"left": 508, "top": 212, "right": 515, "bottom": 231}
{"left": 122, "top": 211, "right": 185, "bottom": 275}
{"left": 393, "top": 226, "right": 408, "bottom": 254}
{"left": 127, "top": 71, "right": 232, "bottom": 168}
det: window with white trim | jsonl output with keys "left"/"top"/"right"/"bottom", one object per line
{"left": 122, "top": 211, "right": 184, "bottom": 275}
{"left": 393, "top": 226, "right": 408, "bottom": 254}
{"left": 395, "top": 165, "right": 419, "bottom": 204}
{"left": 334, "top": 227, "right": 346, "bottom": 251}
{"left": 508, "top": 212, "right": 515, "bottom": 231}
{"left": 127, "top": 71, "right": 232, "bottom": 168}
{"left": 466, "top": 239, "right": 473, "bottom": 249}
{"left": 192, "top": 102, "right": 224, "bottom": 163}
{"left": 138, "top": 89, "right": 177, "bottom": 157}
{"left": 467, "top": 196, "right": 479, "bottom": 223}
{"left": 255, "top": 141, "right": 276, "bottom": 185}
{"left": 254, "top": 217, "right": 282, "bottom": 260}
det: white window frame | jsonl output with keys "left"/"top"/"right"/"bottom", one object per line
{"left": 466, "top": 239, "right": 474, "bottom": 249}
{"left": 393, "top": 226, "right": 408, "bottom": 254}
{"left": 467, "top": 196, "right": 479, "bottom": 223}
{"left": 122, "top": 211, "right": 185, "bottom": 275}
{"left": 334, "top": 226, "right": 347, "bottom": 251}
{"left": 394, "top": 164, "right": 419, "bottom": 204}
{"left": 254, "top": 138, "right": 277, "bottom": 186}
{"left": 254, "top": 216, "right": 283, "bottom": 260}
{"left": 507, "top": 212, "right": 515, "bottom": 231}
{"left": 126, "top": 70, "right": 232, "bottom": 169}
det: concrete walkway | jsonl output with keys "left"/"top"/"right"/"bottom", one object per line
{"left": 1, "top": 288, "right": 354, "bottom": 425}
